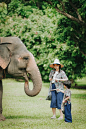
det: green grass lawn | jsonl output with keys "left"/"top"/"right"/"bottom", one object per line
{"left": 72, "top": 77, "right": 86, "bottom": 89}
{"left": 75, "top": 77, "right": 86, "bottom": 87}
{"left": 0, "top": 79, "right": 86, "bottom": 129}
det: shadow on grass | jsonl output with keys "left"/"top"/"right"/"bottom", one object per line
{"left": 5, "top": 115, "right": 46, "bottom": 120}
{"left": 72, "top": 85, "right": 86, "bottom": 89}
{"left": 72, "top": 93, "right": 86, "bottom": 99}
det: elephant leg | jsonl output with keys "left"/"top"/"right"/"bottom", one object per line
{"left": 0, "top": 80, "right": 6, "bottom": 121}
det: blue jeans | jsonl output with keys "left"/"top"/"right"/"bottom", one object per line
{"left": 65, "top": 102, "right": 72, "bottom": 123}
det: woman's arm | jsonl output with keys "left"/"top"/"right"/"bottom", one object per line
{"left": 56, "top": 89, "right": 64, "bottom": 93}
{"left": 49, "top": 70, "right": 55, "bottom": 81}
{"left": 55, "top": 79, "right": 68, "bottom": 82}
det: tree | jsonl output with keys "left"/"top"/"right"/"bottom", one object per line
{"left": 0, "top": 2, "right": 8, "bottom": 24}
{"left": 29, "top": 0, "right": 86, "bottom": 56}
{"left": 1, "top": 0, "right": 86, "bottom": 56}
{"left": 0, "top": 0, "right": 86, "bottom": 83}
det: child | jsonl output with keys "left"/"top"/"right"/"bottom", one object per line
{"left": 63, "top": 80, "right": 72, "bottom": 123}
{"left": 57, "top": 80, "right": 72, "bottom": 123}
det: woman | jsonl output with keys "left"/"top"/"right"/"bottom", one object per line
{"left": 49, "top": 59, "right": 68, "bottom": 120}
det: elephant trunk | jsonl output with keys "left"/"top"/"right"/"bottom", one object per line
{"left": 24, "top": 53, "right": 42, "bottom": 97}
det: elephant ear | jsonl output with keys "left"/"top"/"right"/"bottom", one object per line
{"left": 0, "top": 44, "right": 10, "bottom": 69}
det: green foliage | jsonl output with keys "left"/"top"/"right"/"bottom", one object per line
{"left": 0, "top": 1, "right": 86, "bottom": 82}
{"left": 8, "top": 0, "right": 36, "bottom": 18}
{"left": 0, "top": 2, "right": 8, "bottom": 24}
{"left": 55, "top": 15, "right": 86, "bottom": 81}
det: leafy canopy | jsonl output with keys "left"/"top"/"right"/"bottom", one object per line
{"left": 0, "top": 0, "right": 86, "bottom": 83}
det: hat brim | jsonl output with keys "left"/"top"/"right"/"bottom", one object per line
{"left": 49, "top": 63, "right": 64, "bottom": 68}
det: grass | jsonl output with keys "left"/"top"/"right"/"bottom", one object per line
{"left": 72, "top": 77, "right": 86, "bottom": 89}
{"left": 0, "top": 78, "right": 86, "bottom": 129}
{"left": 75, "top": 77, "right": 86, "bottom": 87}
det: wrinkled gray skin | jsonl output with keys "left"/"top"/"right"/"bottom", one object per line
{"left": 0, "top": 37, "right": 42, "bottom": 121}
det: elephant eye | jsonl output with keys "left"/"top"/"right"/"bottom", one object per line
{"left": 23, "top": 57, "right": 29, "bottom": 60}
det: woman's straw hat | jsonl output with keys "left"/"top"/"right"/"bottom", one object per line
{"left": 49, "top": 59, "right": 64, "bottom": 68}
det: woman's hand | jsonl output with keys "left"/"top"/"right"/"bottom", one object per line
{"left": 55, "top": 80, "right": 58, "bottom": 82}
{"left": 49, "top": 78, "right": 52, "bottom": 81}
{"left": 55, "top": 79, "right": 61, "bottom": 82}
{"left": 56, "top": 89, "right": 59, "bottom": 91}
{"left": 55, "top": 79, "right": 60, "bottom": 82}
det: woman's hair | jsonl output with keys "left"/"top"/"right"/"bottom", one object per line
{"left": 59, "top": 65, "right": 61, "bottom": 72}
{"left": 53, "top": 64, "right": 61, "bottom": 72}
{"left": 63, "top": 80, "right": 71, "bottom": 89}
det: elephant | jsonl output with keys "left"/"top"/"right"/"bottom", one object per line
{"left": 0, "top": 37, "right": 42, "bottom": 121}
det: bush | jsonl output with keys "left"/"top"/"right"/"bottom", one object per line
{"left": 0, "top": 2, "right": 8, "bottom": 24}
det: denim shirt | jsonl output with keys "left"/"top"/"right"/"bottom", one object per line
{"left": 49, "top": 69, "right": 68, "bottom": 93}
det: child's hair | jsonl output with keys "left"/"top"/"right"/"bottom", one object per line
{"left": 63, "top": 80, "right": 71, "bottom": 89}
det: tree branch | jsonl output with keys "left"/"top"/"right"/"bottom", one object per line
{"left": 44, "top": 0, "right": 86, "bottom": 26}
{"left": 58, "top": 0, "right": 65, "bottom": 11}
{"left": 55, "top": 7, "right": 82, "bottom": 23}
{"left": 74, "top": 34, "right": 85, "bottom": 43}
{"left": 79, "top": 48, "right": 86, "bottom": 56}
{"left": 74, "top": 30, "right": 86, "bottom": 44}
{"left": 73, "top": 34, "right": 86, "bottom": 56}
{"left": 69, "top": 0, "right": 82, "bottom": 21}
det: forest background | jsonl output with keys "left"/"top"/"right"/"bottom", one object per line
{"left": 0, "top": 0, "right": 86, "bottom": 85}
